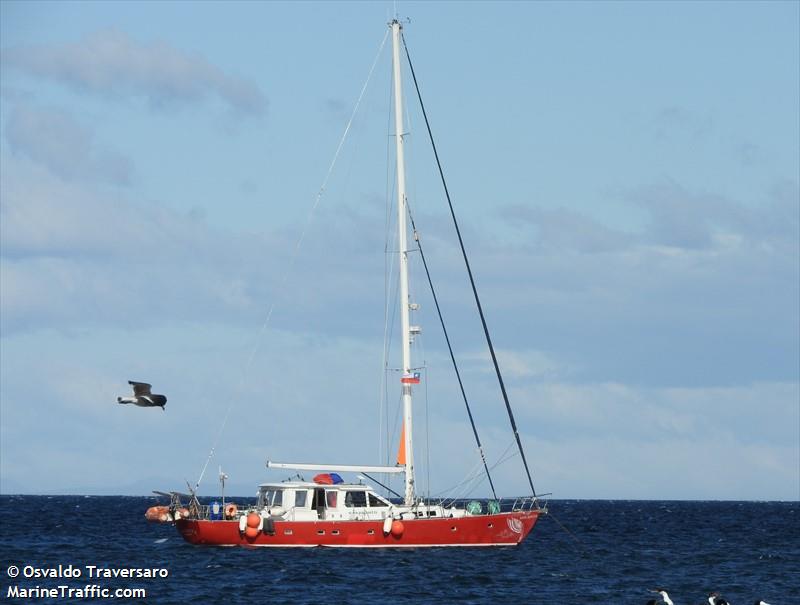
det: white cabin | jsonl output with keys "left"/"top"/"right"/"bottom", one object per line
{"left": 257, "top": 482, "right": 392, "bottom": 521}
{"left": 255, "top": 481, "right": 466, "bottom": 522}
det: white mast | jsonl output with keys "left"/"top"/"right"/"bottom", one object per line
{"left": 391, "top": 19, "right": 415, "bottom": 506}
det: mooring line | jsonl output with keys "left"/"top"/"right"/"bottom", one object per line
{"left": 547, "top": 510, "right": 588, "bottom": 555}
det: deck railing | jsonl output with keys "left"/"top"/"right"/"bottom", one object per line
{"left": 171, "top": 495, "right": 545, "bottom": 521}
{"left": 413, "top": 496, "right": 546, "bottom": 515}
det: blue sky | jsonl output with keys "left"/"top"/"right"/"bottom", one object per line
{"left": 1, "top": 1, "right": 798, "bottom": 500}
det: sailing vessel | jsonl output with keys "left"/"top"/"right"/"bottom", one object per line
{"left": 171, "top": 19, "right": 544, "bottom": 548}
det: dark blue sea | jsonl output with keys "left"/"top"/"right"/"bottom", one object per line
{"left": 0, "top": 497, "right": 796, "bottom": 604}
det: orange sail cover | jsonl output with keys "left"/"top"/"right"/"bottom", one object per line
{"left": 396, "top": 422, "right": 406, "bottom": 466}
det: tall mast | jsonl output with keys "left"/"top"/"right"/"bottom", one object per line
{"left": 391, "top": 19, "right": 415, "bottom": 506}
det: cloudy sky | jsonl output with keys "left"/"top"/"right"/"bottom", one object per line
{"left": 1, "top": 1, "right": 797, "bottom": 500}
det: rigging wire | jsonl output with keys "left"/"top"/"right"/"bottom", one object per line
{"left": 401, "top": 32, "right": 537, "bottom": 499}
{"left": 193, "top": 29, "right": 391, "bottom": 492}
{"left": 405, "top": 203, "right": 498, "bottom": 500}
{"left": 436, "top": 441, "right": 518, "bottom": 505}
{"left": 381, "top": 206, "right": 400, "bottom": 468}
{"left": 423, "top": 366, "right": 431, "bottom": 504}
{"left": 439, "top": 459, "right": 485, "bottom": 499}
{"left": 444, "top": 440, "right": 520, "bottom": 504}
{"left": 489, "top": 440, "right": 520, "bottom": 471}
{"left": 379, "top": 54, "right": 399, "bottom": 469}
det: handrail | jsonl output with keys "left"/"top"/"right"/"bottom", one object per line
{"left": 178, "top": 495, "right": 546, "bottom": 521}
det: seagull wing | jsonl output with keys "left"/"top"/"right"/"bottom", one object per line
{"left": 128, "top": 381, "right": 153, "bottom": 396}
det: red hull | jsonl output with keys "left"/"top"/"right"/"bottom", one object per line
{"left": 176, "top": 511, "right": 540, "bottom": 548}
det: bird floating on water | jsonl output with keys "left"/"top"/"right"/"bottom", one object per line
{"left": 648, "top": 589, "right": 771, "bottom": 605}
{"left": 117, "top": 381, "right": 167, "bottom": 410}
{"left": 651, "top": 589, "right": 675, "bottom": 605}
{"left": 707, "top": 592, "right": 730, "bottom": 605}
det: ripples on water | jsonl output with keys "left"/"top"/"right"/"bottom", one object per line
{"left": 0, "top": 497, "right": 797, "bottom": 604}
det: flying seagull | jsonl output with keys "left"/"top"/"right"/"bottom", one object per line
{"left": 117, "top": 381, "right": 167, "bottom": 410}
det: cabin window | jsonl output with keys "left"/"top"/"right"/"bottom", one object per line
{"left": 344, "top": 491, "right": 367, "bottom": 508}
{"left": 259, "top": 488, "right": 284, "bottom": 508}
{"left": 312, "top": 488, "right": 324, "bottom": 510}
{"left": 295, "top": 490, "right": 308, "bottom": 508}
{"left": 368, "top": 493, "right": 389, "bottom": 507}
{"left": 326, "top": 491, "right": 338, "bottom": 508}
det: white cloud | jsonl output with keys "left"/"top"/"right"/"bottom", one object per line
{"left": 1, "top": 154, "right": 143, "bottom": 257}
{"left": 459, "top": 348, "right": 565, "bottom": 380}
{"left": 652, "top": 105, "right": 714, "bottom": 142}
{"left": 499, "top": 205, "right": 635, "bottom": 253}
{"left": 1, "top": 29, "right": 267, "bottom": 116}
{"left": 523, "top": 434, "right": 798, "bottom": 500}
{"left": 0, "top": 153, "right": 282, "bottom": 335}
{"left": 452, "top": 180, "right": 800, "bottom": 388}
{"left": 509, "top": 381, "right": 799, "bottom": 445}
{"left": 5, "top": 103, "right": 132, "bottom": 184}
{"left": 629, "top": 180, "right": 799, "bottom": 250}
{"left": 504, "top": 381, "right": 800, "bottom": 499}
